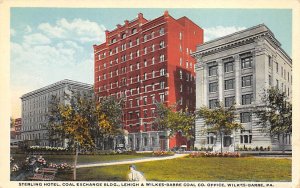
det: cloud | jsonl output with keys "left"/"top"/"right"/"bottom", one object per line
{"left": 25, "top": 25, "right": 32, "bottom": 33}
{"left": 23, "top": 33, "right": 51, "bottom": 45}
{"left": 204, "top": 26, "right": 247, "bottom": 42}
{"left": 38, "top": 18, "right": 106, "bottom": 43}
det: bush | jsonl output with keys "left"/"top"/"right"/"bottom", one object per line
{"left": 152, "top": 151, "right": 175, "bottom": 157}
{"left": 188, "top": 152, "right": 241, "bottom": 158}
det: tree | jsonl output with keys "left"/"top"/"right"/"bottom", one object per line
{"left": 48, "top": 93, "right": 95, "bottom": 180}
{"left": 48, "top": 93, "right": 124, "bottom": 180}
{"left": 197, "top": 103, "right": 242, "bottom": 153}
{"left": 93, "top": 96, "right": 124, "bottom": 150}
{"left": 254, "top": 87, "right": 292, "bottom": 152}
{"left": 154, "top": 103, "right": 195, "bottom": 149}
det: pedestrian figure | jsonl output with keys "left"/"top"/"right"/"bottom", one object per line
{"left": 127, "top": 164, "right": 146, "bottom": 181}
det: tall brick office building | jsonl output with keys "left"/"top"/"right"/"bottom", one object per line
{"left": 93, "top": 11, "right": 203, "bottom": 151}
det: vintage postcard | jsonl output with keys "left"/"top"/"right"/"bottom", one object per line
{"left": 0, "top": 0, "right": 299, "bottom": 188}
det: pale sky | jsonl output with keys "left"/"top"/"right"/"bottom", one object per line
{"left": 10, "top": 8, "right": 292, "bottom": 118}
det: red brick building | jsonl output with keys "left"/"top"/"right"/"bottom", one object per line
{"left": 15, "top": 118, "right": 22, "bottom": 140}
{"left": 93, "top": 11, "right": 203, "bottom": 151}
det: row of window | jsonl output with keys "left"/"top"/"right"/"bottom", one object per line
{"left": 209, "top": 93, "right": 253, "bottom": 108}
{"left": 208, "top": 75, "right": 253, "bottom": 93}
{"left": 208, "top": 55, "right": 253, "bottom": 76}
{"left": 97, "top": 53, "right": 166, "bottom": 74}
{"left": 206, "top": 130, "right": 252, "bottom": 145}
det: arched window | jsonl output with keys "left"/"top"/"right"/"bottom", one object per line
{"left": 111, "top": 38, "right": 116, "bottom": 43}
{"left": 121, "top": 33, "right": 126, "bottom": 39}
{"left": 132, "top": 28, "right": 137, "bottom": 34}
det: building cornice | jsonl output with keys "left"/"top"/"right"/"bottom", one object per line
{"left": 192, "top": 24, "right": 291, "bottom": 63}
{"left": 21, "top": 79, "right": 93, "bottom": 100}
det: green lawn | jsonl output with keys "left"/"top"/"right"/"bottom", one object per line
{"left": 69, "top": 157, "right": 291, "bottom": 182}
{"left": 11, "top": 153, "right": 153, "bottom": 164}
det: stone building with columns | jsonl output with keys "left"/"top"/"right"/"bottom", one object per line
{"left": 192, "top": 24, "right": 292, "bottom": 151}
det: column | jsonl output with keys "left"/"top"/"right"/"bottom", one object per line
{"left": 140, "top": 133, "right": 143, "bottom": 150}
{"left": 234, "top": 55, "right": 241, "bottom": 105}
{"left": 217, "top": 60, "right": 224, "bottom": 102}
{"left": 133, "top": 133, "right": 136, "bottom": 150}
{"left": 157, "top": 132, "right": 160, "bottom": 148}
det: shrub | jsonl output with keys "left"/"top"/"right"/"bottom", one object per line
{"left": 188, "top": 152, "right": 241, "bottom": 158}
{"left": 152, "top": 151, "right": 174, "bottom": 157}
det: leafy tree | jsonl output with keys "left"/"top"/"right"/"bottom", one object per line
{"left": 48, "top": 92, "right": 95, "bottom": 180}
{"left": 197, "top": 103, "right": 242, "bottom": 152}
{"left": 48, "top": 93, "right": 124, "bottom": 180}
{"left": 254, "top": 87, "right": 292, "bottom": 152}
{"left": 154, "top": 103, "right": 195, "bottom": 149}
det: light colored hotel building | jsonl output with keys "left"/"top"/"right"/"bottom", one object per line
{"left": 20, "top": 79, "right": 93, "bottom": 146}
{"left": 192, "top": 24, "right": 292, "bottom": 151}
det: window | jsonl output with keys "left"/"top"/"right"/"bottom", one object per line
{"left": 144, "top": 47, "right": 147, "bottom": 54}
{"left": 144, "top": 136, "right": 148, "bottom": 145}
{"left": 209, "top": 65, "right": 218, "bottom": 76}
{"left": 115, "top": 58, "right": 118, "bottom": 64}
{"left": 130, "top": 53, "right": 133, "bottom": 59}
{"left": 137, "top": 63, "right": 140, "bottom": 70}
{"left": 241, "top": 56, "right": 253, "bottom": 69}
{"left": 160, "top": 69, "right": 165, "bottom": 76}
{"left": 225, "top": 96, "right": 235, "bottom": 107}
{"left": 111, "top": 38, "right": 116, "bottom": 43}
{"left": 121, "top": 33, "right": 126, "bottom": 39}
{"left": 180, "top": 58, "right": 182, "bottom": 66}
{"left": 160, "top": 81, "right": 165, "bottom": 89}
{"left": 143, "top": 97, "right": 147, "bottom": 105}
{"left": 159, "top": 28, "right": 165, "bottom": 35}
{"left": 160, "top": 54, "right": 165, "bottom": 62}
{"left": 242, "top": 75, "right": 253, "bottom": 87}
{"left": 110, "top": 71, "right": 113, "bottom": 78}
{"left": 103, "top": 74, "right": 106, "bottom": 80}
{"left": 186, "top": 61, "right": 189, "bottom": 68}
{"left": 242, "top": 94, "right": 253, "bottom": 105}
{"left": 144, "top": 35, "right": 147, "bottom": 42}
{"left": 152, "top": 44, "right": 155, "bottom": 51}
{"left": 240, "top": 112, "right": 252, "bottom": 123}
{"left": 98, "top": 76, "right": 101, "bottom": 81}
{"left": 130, "top": 77, "right": 133, "bottom": 84}
{"left": 129, "top": 40, "right": 132, "bottom": 47}
{"left": 160, "top": 41, "right": 165, "bottom": 48}
{"left": 104, "top": 63, "right": 106, "bottom": 68}
{"left": 136, "top": 38, "right": 139, "bottom": 45}
{"left": 130, "top": 65, "right": 133, "bottom": 71}
{"left": 129, "top": 100, "right": 133, "bottom": 108}
{"left": 224, "top": 62, "right": 234, "bottom": 72}
{"left": 152, "top": 95, "right": 156, "bottom": 104}
{"left": 152, "top": 57, "right": 155, "bottom": 64}
{"left": 276, "top": 62, "right": 279, "bottom": 73}
{"left": 240, "top": 130, "right": 252, "bottom": 144}
{"left": 209, "top": 82, "right": 218, "bottom": 92}
{"left": 152, "top": 70, "right": 155, "bottom": 78}
{"left": 179, "top": 70, "right": 183, "bottom": 79}
{"left": 276, "top": 79, "right": 279, "bottom": 89}
{"left": 144, "top": 110, "right": 148, "bottom": 118}
{"left": 144, "top": 60, "right": 147, "bottom": 67}
{"left": 207, "top": 133, "right": 215, "bottom": 144}
{"left": 180, "top": 84, "right": 183, "bottom": 92}
{"left": 151, "top": 31, "right": 155, "bottom": 38}
{"left": 268, "top": 55, "right": 272, "bottom": 67}
{"left": 269, "top": 75, "right": 272, "bottom": 85}
{"left": 144, "top": 73, "right": 147, "bottom": 80}
{"left": 179, "top": 32, "right": 182, "bottom": 40}
{"left": 160, "top": 94, "right": 165, "bottom": 102}
{"left": 137, "top": 50, "right": 140, "bottom": 57}
{"left": 209, "top": 99, "right": 218, "bottom": 109}
{"left": 136, "top": 98, "right": 140, "bottom": 106}
{"left": 132, "top": 28, "right": 137, "bottom": 34}
{"left": 225, "top": 79, "right": 234, "bottom": 90}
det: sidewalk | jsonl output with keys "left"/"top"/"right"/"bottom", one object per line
{"left": 77, "top": 154, "right": 188, "bottom": 169}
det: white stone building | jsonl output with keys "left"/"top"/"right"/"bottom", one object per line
{"left": 192, "top": 24, "right": 292, "bottom": 151}
{"left": 20, "top": 79, "right": 93, "bottom": 147}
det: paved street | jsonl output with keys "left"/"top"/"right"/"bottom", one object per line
{"left": 77, "top": 154, "right": 188, "bottom": 169}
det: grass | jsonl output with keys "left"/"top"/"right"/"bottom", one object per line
{"left": 11, "top": 153, "right": 154, "bottom": 164}
{"left": 69, "top": 157, "right": 291, "bottom": 182}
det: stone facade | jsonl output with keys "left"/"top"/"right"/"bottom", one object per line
{"left": 20, "top": 79, "right": 93, "bottom": 147}
{"left": 192, "top": 24, "right": 292, "bottom": 151}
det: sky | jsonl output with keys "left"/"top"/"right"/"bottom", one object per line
{"left": 10, "top": 8, "right": 292, "bottom": 118}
